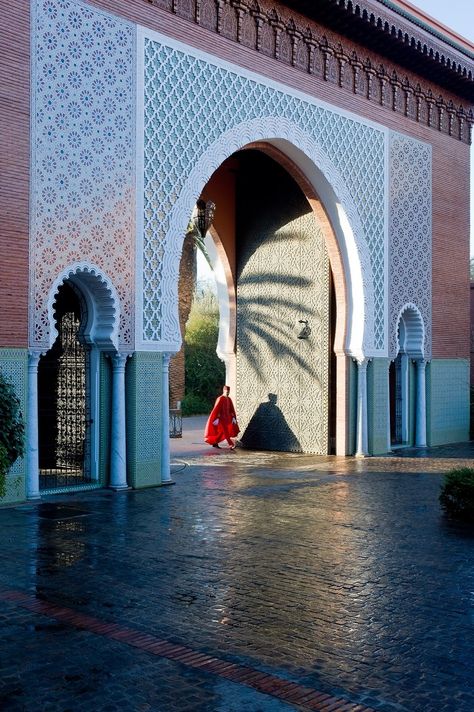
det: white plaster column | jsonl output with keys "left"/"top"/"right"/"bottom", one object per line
{"left": 161, "top": 352, "right": 173, "bottom": 484}
{"left": 110, "top": 352, "right": 129, "bottom": 490}
{"left": 415, "top": 358, "right": 427, "bottom": 447}
{"left": 355, "top": 358, "right": 369, "bottom": 457}
{"left": 401, "top": 353, "right": 409, "bottom": 444}
{"left": 335, "top": 352, "right": 349, "bottom": 456}
{"left": 217, "top": 349, "right": 236, "bottom": 395}
{"left": 387, "top": 360, "right": 392, "bottom": 452}
{"left": 88, "top": 345, "right": 100, "bottom": 481}
{"left": 27, "top": 351, "right": 41, "bottom": 500}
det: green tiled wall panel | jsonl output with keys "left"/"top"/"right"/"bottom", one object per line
{"left": 0, "top": 349, "right": 28, "bottom": 505}
{"left": 427, "top": 359, "right": 469, "bottom": 446}
{"left": 368, "top": 358, "right": 390, "bottom": 455}
{"left": 126, "top": 351, "right": 163, "bottom": 488}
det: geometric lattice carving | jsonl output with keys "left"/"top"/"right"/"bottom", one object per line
{"left": 142, "top": 35, "right": 386, "bottom": 351}
{"left": 236, "top": 155, "right": 330, "bottom": 454}
{"left": 31, "top": 0, "right": 135, "bottom": 349}
{"left": 126, "top": 352, "right": 163, "bottom": 488}
{"left": 389, "top": 132, "right": 432, "bottom": 358}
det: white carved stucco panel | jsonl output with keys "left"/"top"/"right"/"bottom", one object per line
{"left": 31, "top": 0, "right": 136, "bottom": 349}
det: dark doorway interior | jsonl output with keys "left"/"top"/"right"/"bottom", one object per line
{"left": 38, "top": 283, "right": 92, "bottom": 490}
{"left": 389, "top": 354, "right": 403, "bottom": 445}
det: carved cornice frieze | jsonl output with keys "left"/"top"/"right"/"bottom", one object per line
{"left": 144, "top": 0, "right": 474, "bottom": 144}
{"left": 347, "top": 0, "right": 474, "bottom": 75}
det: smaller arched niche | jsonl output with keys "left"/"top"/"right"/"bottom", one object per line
{"left": 47, "top": 264, "right": 120, "bottom": 352}
{"left": 390, "top": 303, "right": 426, "bottom": 447}
{"left": 396, "top": 303, "right": 425, "bottom": 359}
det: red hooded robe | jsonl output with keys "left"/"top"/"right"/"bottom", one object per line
{"left": 204, "top": 394, "right": 240, "bottom": 446}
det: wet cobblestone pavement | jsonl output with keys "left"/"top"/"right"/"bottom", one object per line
{"left": 1, "top": 434, "right": 474, "bottom": 711}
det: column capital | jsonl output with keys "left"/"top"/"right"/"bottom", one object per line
{"left": 415, "top": 358, "right": 427, "bottom": 368}
{"left": 353, "top": 356, "right": 370, "bottom": 369}
{"left": 111, "top": 351, "right": 131, "bottom": 370}
{"left": 28, "top": 350, "right": 43, "bottom": 367}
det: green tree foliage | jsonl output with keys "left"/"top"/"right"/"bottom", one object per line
{"left": 182, "top": 288, "right": 225, "bottom": 415}
{"left": 439, "top": 467, "right": 474, "bottom": 521}
{"left": 0, "top": 372, "right": 25, "bottom": 497}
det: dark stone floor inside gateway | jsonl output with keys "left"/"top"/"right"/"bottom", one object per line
{"left": 1, "top": 418, "right": 474, "bottom": 711}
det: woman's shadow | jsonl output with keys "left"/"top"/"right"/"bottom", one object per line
{"left": 240, "top": 393, "right": 301, "bottom": 452}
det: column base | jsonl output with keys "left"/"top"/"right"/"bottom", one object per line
{"left": 160, "top": 479, "right": 175, "bottom": 486}
{"left": 27, "top": 493, "right": 41, "bottom": 500}
{"left": 109, "top": 485, "right": 132, "bottom": 491}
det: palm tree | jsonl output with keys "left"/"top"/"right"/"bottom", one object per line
{"left": 169, "top": 201, "right": 215, "bottom": 411}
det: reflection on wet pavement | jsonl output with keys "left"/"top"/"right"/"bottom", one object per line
{"left": 1, "top": 443, "right": 474, "bottom": 711}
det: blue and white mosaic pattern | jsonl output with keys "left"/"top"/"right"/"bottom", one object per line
{"left": 31, "top": 0, "right": 135, "bottom": 349}
{"left": 142, "top": 38, "right": 386, "bottom": 351}
{"left": 389, "top": 133, "right": 432, "bottom": 358}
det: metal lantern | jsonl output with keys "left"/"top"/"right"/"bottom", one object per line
{"left": 193, "top": 199, "right": 216, "bottom": 238}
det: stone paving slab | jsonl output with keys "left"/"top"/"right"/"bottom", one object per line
{"left": 0, "top": 589, "right": 373, "bottom": 712}
{"left": 1, "top": 433, "right": 474, "bottom": 711}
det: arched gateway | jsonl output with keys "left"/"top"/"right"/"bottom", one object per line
{"left": 1, "top": 0, "right": 468, "bottom": 503}
{"left": 156, "top": 117, "right": 374, "bottom": 454}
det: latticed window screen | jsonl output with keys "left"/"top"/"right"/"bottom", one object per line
{"left": 38, "top": 286, "right": 92, "bottom": 490}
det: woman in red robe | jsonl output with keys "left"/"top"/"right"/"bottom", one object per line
{"left": 204, "top": 385, "right": 240, "bottom": 449}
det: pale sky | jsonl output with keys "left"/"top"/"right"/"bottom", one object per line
{"left": 410, "top": 0, "right": 474, "bottom": 254}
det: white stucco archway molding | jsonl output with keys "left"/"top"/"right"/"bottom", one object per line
{"left": 160, "top": 117, "right": 376, "bottom": 361}
{"left": 204, "top": 226, "right": 236, "bottom": 391}
{"left": 45, "top": 263, "right": 121, "bottom": 352}
{"left": 395, "top": 303, "right": 425, "bottom": 359}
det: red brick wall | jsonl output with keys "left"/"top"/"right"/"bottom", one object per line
{"left": 471, "top": 284, "right": 474, "bottom": 384}
{"left": 431, "top": 134, "right": 470, "bottom": 360}
{"left": 0, "top": 0, "right": 30, "bottom": 348}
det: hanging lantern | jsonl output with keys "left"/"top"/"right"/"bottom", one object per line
{"left": 193, "top": 199, "right": 216, "bottom": 238}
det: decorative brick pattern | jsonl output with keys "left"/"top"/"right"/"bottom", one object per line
{"left": 31, "top": 0, "right": 136, "bottom": 349}
{"left": 142, "top": 0, "right": 473, "bottom": 145}
{"left": 142, "top": 34, "right": 385, "bottom": 352}
{"left": 428, "top": 359, "right": 469, "bottom": 445}
{"left": 389, "top": 132, "right": 432, "bottom": 359}
{"left": 126, "top": 351, "right": 163, "bottom": 487}
{"left": 367, "top": 357, "right": 389, "bottom": 455}
{"left": 236, "top": 156, "right": 330, "bottom": 454}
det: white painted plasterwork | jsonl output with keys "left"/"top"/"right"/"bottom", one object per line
{"left": 395, "top": 303, "right": 425, "bottom": 360}
{"left": 46, "top": 262, "right": 121, "bottom": 351}
{"left": 138, "top": 29, "right": 386, "bottom": 355}
{"left": 389, "top": 132, "right": 432, "bottom": 359}
{"left": 30, "top": 0, "right": 136, "bottom": 350}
